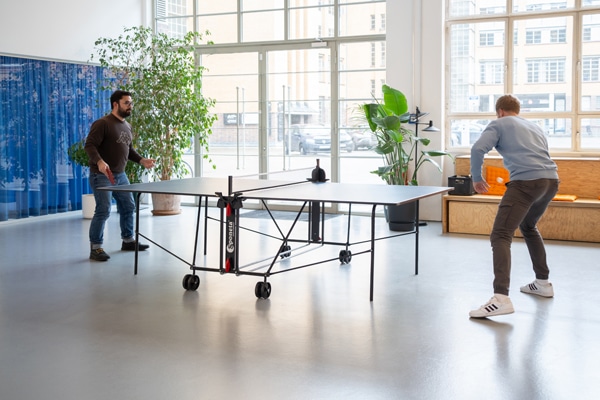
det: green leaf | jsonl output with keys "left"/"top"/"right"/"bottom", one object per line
{"left": 382, "top": 85, "right": 408, "bottom": 116}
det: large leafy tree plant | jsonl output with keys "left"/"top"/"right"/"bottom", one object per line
{"left": 90, "top": 26, "right": 217, "bottom": 182}
{"left": 361, "top": 84, "right": 452, "bottom": 185}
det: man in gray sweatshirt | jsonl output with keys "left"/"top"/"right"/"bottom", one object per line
{"left": 469, "top": 94, "right": 559, "bottom": 318}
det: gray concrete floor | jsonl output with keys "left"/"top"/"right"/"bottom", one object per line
{"left": 0, "top": 206, "right": 599, "bottom": 400}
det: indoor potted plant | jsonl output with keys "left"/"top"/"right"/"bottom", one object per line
{"left": 360, "top": 84, "right": 453, "bottom": 230}
{"left": 67, "top": 139, "right": 95, "bottom": 218}
{"left": 90, "top": 26, "right": 217, "bottom": 214}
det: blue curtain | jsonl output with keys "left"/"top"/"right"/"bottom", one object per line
{"left": 0, "top": 56, "right": 110, "bottom": 221}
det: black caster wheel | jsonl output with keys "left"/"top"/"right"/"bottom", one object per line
{"left": 280, "top": 245, "right": 292, "bottom": 258}
{"left": 255, "top": 281, "right": 272, "bottom": 299}
{"left": 339, "top": 249, "right": 352, "bottom": 264}
{"left": 182, "top": 274, "right": 200, "bottom": 291}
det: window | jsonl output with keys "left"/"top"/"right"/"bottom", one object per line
{"left": 446, "top": 5, "right": 600, "bottom": 152}
{"left": 550, "top": 27, "right": 566, "bottom": 43}
{"left": 481, "top": 6, "right": 505, "bottom": 14}
{"left": 371, "top": 43, "right": 376, "bottom": 67}
{"left": 526, "top": 29, "right": 542, "bottom": 44}
{"left": 480, "top": 32, "right": 495, "bottom": 46}
{"left": 154, "top": 0, "right": 386, "bottom": 191}
{"left": 582, "top": 56, "right": 600, "bottom": 82}
{"left": 480, "top": 60, "right": 504, "bottom": 84}
{"left": 527, "top": 58, "right": 565, "bottom": 83}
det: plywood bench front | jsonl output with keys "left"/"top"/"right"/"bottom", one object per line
{"left": 443, "top": 156, "right": 600, "bottom": 243}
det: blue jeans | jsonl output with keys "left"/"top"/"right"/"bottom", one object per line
{"left": 89, "top": 172, "right": 135, "bottom": 246}
{"left": 490, "top": 178, "right": 559, "bottom": 296}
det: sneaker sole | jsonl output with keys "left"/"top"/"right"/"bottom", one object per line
{"left": 470, "top": 309, "right": 514, "bottom": 318}
{"left": 520, "top": 288, "right": 553, "bottom": 298}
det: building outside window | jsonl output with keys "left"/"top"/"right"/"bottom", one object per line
{"left": 447, "top": 0, "right": 600, "bottom": 151}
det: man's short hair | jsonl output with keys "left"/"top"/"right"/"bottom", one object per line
{"left": 110, "top": 90, "right": 132, "bottom": 107}
{"left": 495, "top": 94, "right": 520, "bottom": 114}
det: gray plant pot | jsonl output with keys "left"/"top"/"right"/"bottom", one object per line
{"left": 384, "top": 202, "right": 416, "bottom": 231}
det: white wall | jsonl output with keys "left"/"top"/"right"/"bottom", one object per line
{"left": 387, "top": 0, "right": 447, "bottom": 221}
{"left": 0, "top": 0, "right": 151, "bottom": 63}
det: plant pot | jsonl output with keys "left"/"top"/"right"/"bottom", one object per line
{"left": 384, "top": 202, "right": 416, "bottom": 232}
{"left": 82, "top": 194, "right": 96, "bottom": 219}
{"left": 151, "top": 193, "right": 181, "bottom": 216}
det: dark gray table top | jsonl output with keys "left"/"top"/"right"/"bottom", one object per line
{"left": 105, "top": 177, "right": 452, "bottom": 206}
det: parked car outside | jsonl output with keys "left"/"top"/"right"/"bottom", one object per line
{"left": 285, "top": 124, "right": 354, "bottom": 154}
{"left": 339, "top": 129, "right": 354, "bottom": 152}
{"left": 285, "top": 124, "right": 330, "bottom": 154}
{"left": 342, "top": 127, "right": 376, "bottom": 150}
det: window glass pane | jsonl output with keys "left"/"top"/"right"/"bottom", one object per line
{"left": 449, "top": 22, "right": 506, "bottom": 113}
{"left": 448, "top": 0, "right": 506, "bottom": 17}
{"left": 449, "top": 118, "right": 570, "bottom": 148}
{"left": 156, "top": 0, "right": 193, "bottom": 17}
{"left": 156, "top": 17, "right": 194, "bottom": 38}
{"left": 242, "top": 10, "right": 284, "bottom": 41}
{"left": 200, "top": 53, "right": 260, "bottom": 177}
{"left": 339, "top": 3, "right": 386, "bottom": 36}
{"left": 514, "top": 17, "right": 573, "bottom": 113}
{"left": 197, "top": 0, "right": 238, "bottom": 12}
{"left": 241, "top": 0, "right": 283, "bottom": 12}
{"left": 266, "top": 48, "right": 332, "bottom": 185}
{"left": 197, "top": 14, "right": 238, "bottom": 43}
{"left": 538, "top": 118, "right": 572, "bottom": 148}
{"left": 581, "top": 14, "right": 600, "bottom": 111}
{"left": 289, "top": 7, "right": 334, "bottom": 40}
{"left": 338, "top": 41, "right": 386, "bottom": 188}
{"left": 339, "top": 0, "right": 383, "bottom": 4}
{"left": 338, "top": 41, "right": 386, "bottom": 126}
{"left": 450, "top": 119, "right": 490, "bottom": 147}
{"left": 513, "top": 0, "right": 573, "bottom": 13}
{"left": 581, "top": 118, "right": 600, "bottom": 149}
{"left": 290, "top": 0, "right": 333, "bottom": 5}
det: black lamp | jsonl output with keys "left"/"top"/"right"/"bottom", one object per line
{"left": 409, "top": 106, "right": 440, "bottom": 226}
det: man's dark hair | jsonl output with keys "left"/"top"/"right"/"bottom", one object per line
{"left": 110, "top": 90, "right": 132, "bottom": 107}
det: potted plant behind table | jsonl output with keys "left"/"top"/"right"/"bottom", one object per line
{"left": 90, "top": 26, "right": 218, "bottom": 215}
{"left": 67, "top": 139, "right": 97, "bottom": 219}
{"left": 360, "top": 84, "right": 453, "bottom": 231}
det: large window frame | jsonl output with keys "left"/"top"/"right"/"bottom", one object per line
{"left": 153, "top": 0, "right": 387, "bottom": 213}
{"left": 446, "top": 2, "right": 600, "bottom": 154}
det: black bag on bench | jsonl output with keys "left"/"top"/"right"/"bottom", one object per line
{"left": 448, "top": 175, "right": 476, "bottom": 195}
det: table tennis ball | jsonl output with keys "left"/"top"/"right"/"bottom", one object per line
{"left": 496, "top": 177, "right": 504, "bottom": 184}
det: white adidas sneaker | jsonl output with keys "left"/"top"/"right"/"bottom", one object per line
{"left": 469, "top": 296, "right": 515, "bottom": 318}
{"left": 520, "top": 280, "right": 554, "bottom": 298}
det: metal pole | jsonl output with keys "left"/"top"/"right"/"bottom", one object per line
{"left": 282, "top": 85, "right": 287, "bottom": 170}
{"left": 236, "top": 87, "right": 240, "bottom": 169}
{"left": 287, "top": 86, "right": 292, "bottom": 169}
{"left": 242, "top": 87, "right": 246, "bottom": 169}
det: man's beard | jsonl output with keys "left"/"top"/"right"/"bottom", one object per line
{"left": 117, "top": 106, "right": 131, "bottom": 118}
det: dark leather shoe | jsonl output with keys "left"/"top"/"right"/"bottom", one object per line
{"left": 90, "top": 248, "right": 110, "bottom": 261}
{"left": 121, "top": 241, "right": 149, "bottom": 251}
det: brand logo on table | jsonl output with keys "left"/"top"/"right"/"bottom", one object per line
{"left": 226, "top": 220, "right": 234, "bottom": 253}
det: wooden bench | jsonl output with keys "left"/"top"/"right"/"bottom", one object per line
{"left": 442, "top": 156, "right": 600, "bottom": 242}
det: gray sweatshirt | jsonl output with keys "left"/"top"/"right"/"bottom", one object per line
{"left": 470, "top": 115, "right": 558, "bottom": 182}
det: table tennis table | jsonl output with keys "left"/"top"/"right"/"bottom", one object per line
{"left": 107, "top": 174, "right": 451, "bottom": 301}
